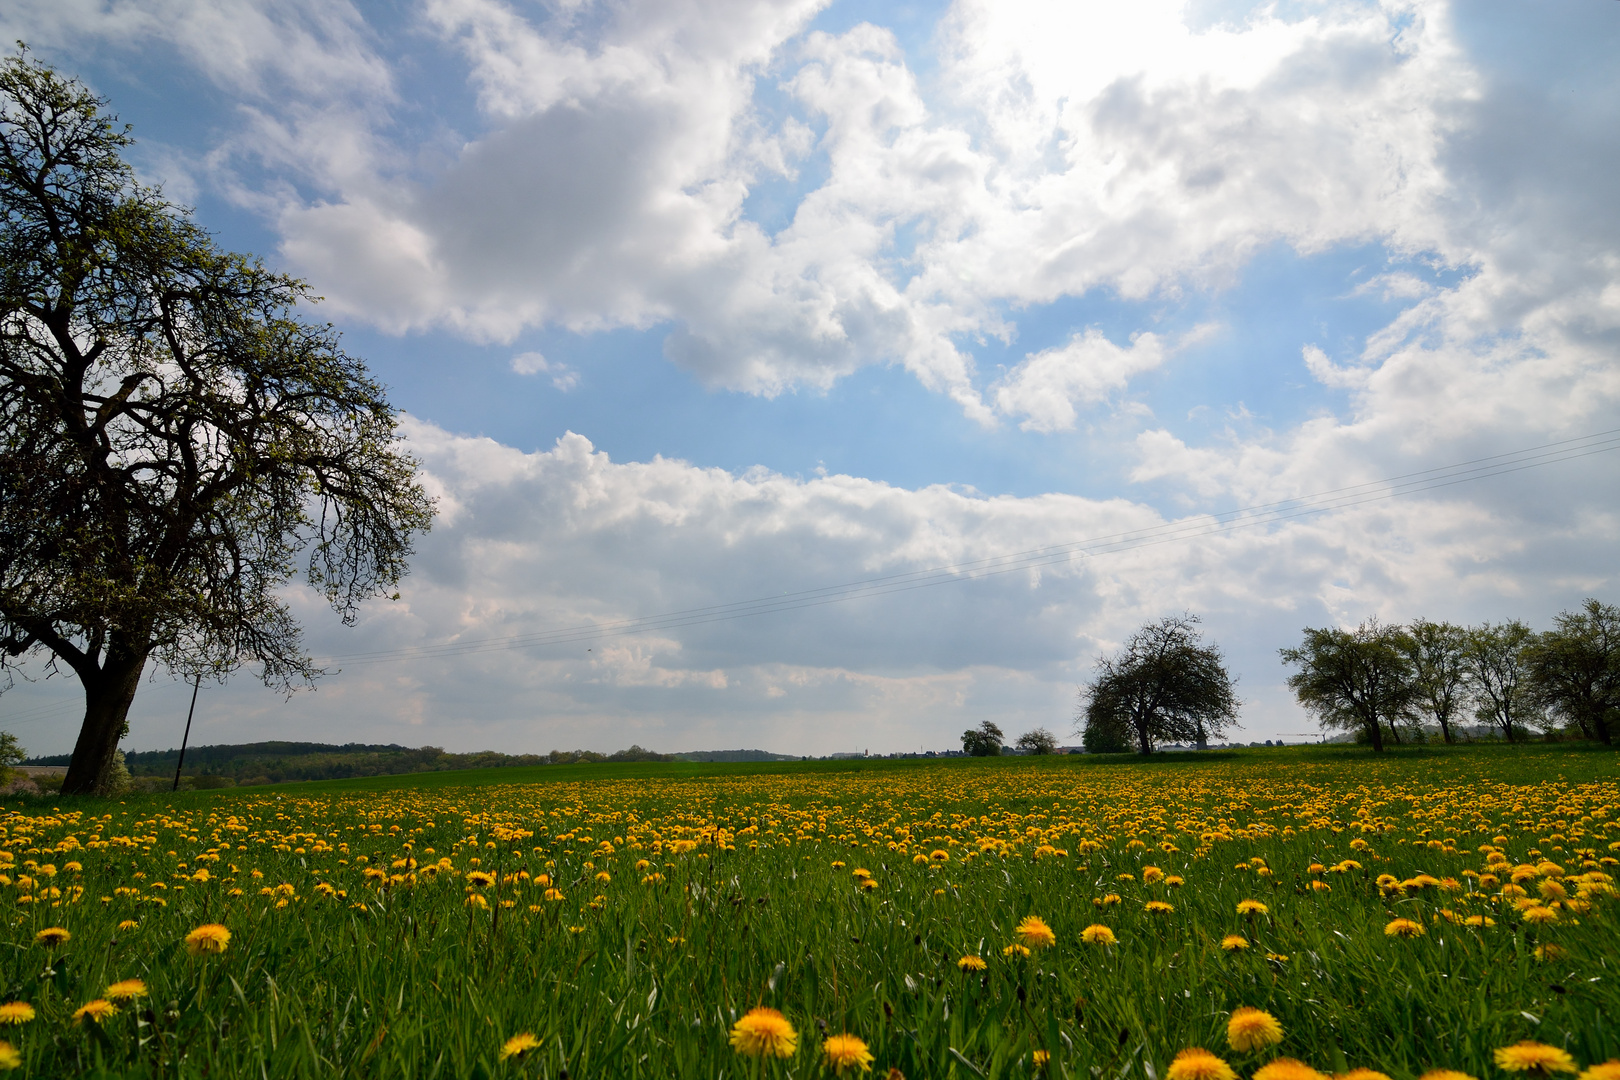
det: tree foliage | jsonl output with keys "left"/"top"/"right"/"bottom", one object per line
{"left": 1079, "top": 614, "right": 1238, "bottom": 755}
{"left": 1280, "top": 619, "right": 1414, "bottom": 752}
{"left": 1402, "top": 618, "right": 1469, "bottom": 743}
{"left": 961, "top": 720, "right": 1004, "bottom": 757}
{"left": 1523, "top": 599, "right": 1619, "bottom": 744}
{"left": 1462, "top": 620, "right": 1539, "bottom": 742}
{"left": 1015, "top": 727, "right": 1058, "bottom": 755}
{"left": 0, "top": 53, "right": 435, "bottom": 794}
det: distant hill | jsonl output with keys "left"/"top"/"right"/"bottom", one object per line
{"left": 673, "top": 749, "right": 799, "bottom": 762}
{"left": 23, "top": 740, "right": 675, "bottom": 786}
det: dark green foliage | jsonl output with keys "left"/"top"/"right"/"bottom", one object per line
{"left": 1080, "top": 709, "right": 1132, "bottom": 754}
{"left": 22, "top": 740, "right": 682, "bottom": 783}
{"left": 961, "top": 720, "right": 1004, "bottom": 756}
{"left": 1015, "top": 727, "right": 1058, "bottom": 755}
{"left": 1523, "top": 598, "right": 1620, "bottom": 744}
{"left": 1081, "top": 614, "right": 1238, "bottom": 754}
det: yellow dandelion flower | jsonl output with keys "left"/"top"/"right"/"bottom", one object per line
{"left": 823, "top": 1033, "right": 875, "bottom": 1074}
{"left": 1254, "top": 1059, "right": 1327, "bottom": 1080}
{"left": 1494, "top": 1043, "right": 1578, "bottom": 1076}
{"left": 729, "top": 1006, "right": 797, "bottom": 1059}
{"left": 1167, "top": 1047, "right": 1238, "bottom": 1080}
{"left": 1081, "top": 924, "right": 1117, "bottom": 945}
{"left": 0, "top": 1040, "right": 16, "bottom": 1070}
{"left": 500, "top": 1032, "right": 541, "bottom": 1060}
{"left": 184, "top": 923, "right": 231, "bottom": 956}
{"left": 1145, "top": 900, "right": 1175, "bottom": 914}
{"left": 1420, "top": 1070, "right": 1481, "bottom": 1080}
{"left": 1575, "top": 1062, "right": 1620, "bottom": 1080}
{"left": 73, "top": 999, "right": 118, "bottom": 1024}
{"left": 1226, "top": 1006, "right": 1284, "bottom": 1052}
{"left": 1220, "top": 935, "right": 1249, "bottom": 951}
{"left": 1003, "top": 943, "right": 1032, "bottom": 957}
{"left": 464, "top": 871, "right": 495, "bottom": 888}
{"left": 930, "top": 850, "right": 950, "bottom": 862}
{"left": 1338, "top": 1070, "right": 1394, "bottom": 1080}
{"left": 116, "top": 920, "right": 139, "bottom": 931}
{"left": 1520, "top": 906, "right": 1559, "bottom": 925}
{"left": 1236, "top": 900, "right": 1268, "bottom": 916}
{"left": 1016, "top": 915, "right": 1056, "bottom": 949}
{"left": 1142, "top": 866, "right": 1164, "bottom": 883}
{"left": 0, "top": 1004, "right": 34, "bottom": 1026}
{"left": 33, "top": 927, "right": 70, "bottom": 947}
{"left": 1383, "top": 918, "right": 1425, "bottom": 938}
{"left": 958, "top": 955, "right": 987, "bottom": 972}
{"left": 544, "top": 888, "right": 565, "bottom": 901}
{"left": 1534, "top": 944, "right": 1568, "bottom": 962}
{"left": 105, "top": 979, "right": 147, "bottom": 1001}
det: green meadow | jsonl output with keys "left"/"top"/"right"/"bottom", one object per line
{"left": 0, "top": 744, "right": 1615, "bottom": 1079}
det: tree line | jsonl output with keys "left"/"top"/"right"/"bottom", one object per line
{"left": 1072, "top": 601, "right": 1619, "bottom": 754}
{"left": 1281, "top": 599, "right": 1619, "bottom": 750}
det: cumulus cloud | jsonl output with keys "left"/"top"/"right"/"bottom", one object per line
{"left": 14, "top": 0, "right": 1495, "bottom": 418}
{"left": 993, "top": 329, "right": 1192, "bottom": 431}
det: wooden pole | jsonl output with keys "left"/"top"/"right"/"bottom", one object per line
{"left": 173, "top": 674, "right": 201, "bottom": 792}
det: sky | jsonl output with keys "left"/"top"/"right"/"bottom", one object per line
{"left": 2, "top": 0, "right": 1618, "bottom": 758}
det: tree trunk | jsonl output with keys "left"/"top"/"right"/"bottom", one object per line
{"left": 1365, "top": 713, "right": 1385, "bottom": 753}
{"left": 1437, "top": 715, "right": 1453, "bottom": 744}
{"left": 62, "top": 647, "right": 146, "bottom": 795}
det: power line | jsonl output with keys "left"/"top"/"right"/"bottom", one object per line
{"left": 311, "top": 425, "right": 1620, "bottom": 668}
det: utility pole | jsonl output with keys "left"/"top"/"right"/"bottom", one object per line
{"left": 173, "top": 674, "right": 201, "bottom": 792}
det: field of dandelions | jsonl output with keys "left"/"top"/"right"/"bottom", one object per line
{"left": 0, "top": 745, "right": 1615, "bottom": 1079}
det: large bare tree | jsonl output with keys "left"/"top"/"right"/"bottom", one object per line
{"left": 0, "top": 53, "right": 435, "bottom": 794}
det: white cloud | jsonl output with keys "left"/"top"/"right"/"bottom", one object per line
{"left": 13, "top": 0, "right": 1485, "bottom": 421}
{"left": 509, "top": 351, "right": 577, "bottom": 390}
{"left": 992, "top": 329, "right": 1172, "bottom": 431}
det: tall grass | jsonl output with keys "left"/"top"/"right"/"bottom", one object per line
{"left": 0, "top": 746, "right": 1614, "bottom": 1078}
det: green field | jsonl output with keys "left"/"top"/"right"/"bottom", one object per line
{"left": 1, "top": 744, "right": 1616, "bottom": 1078}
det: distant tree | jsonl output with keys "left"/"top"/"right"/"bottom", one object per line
{"left": 1402, "top": 619, "right": 1470, "bottom": 743}
{"left": 1280, "top": 618, "right": 1414, "bottom": 753}
{"left": 961, "top": 721, "right": 1004, "bottom": 757}
{"left": 0, "top": 54, "right": 435, "bottom": 795}
{"left": 1523, "top": 599, "right": 1619, "bottom": 744}
{"left": 607, "top": 744, "right": 675, "bottom": 762}
{"left": 1079, "top": 614, "right": 1239, "bottom": 755}
{"left": 1463, "top": 621, "right": 1539, "bottom": 742}
{"left": 1015, "top": 728, "right": 1058, "bottom": 755}
{"left": 0, "top": 730, "right": 24, "bottom": 766}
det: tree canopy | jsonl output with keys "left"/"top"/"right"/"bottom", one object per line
{"left": 1463, "top": 620, "right": 1539, "bottom": 742}
{"left": 0, "top": 53, "right": 435, "bottom": 794}
{"left": 1280, "top": 619, "right": 1413, "bottom": 752}
{"left": 1078, "top": 614, "right": 1238, "bottom": 755}
{"left": 961, "top": 721, "right": 1004, "bottom": 757}
{"left": 1523, "top": 600, "right": 1618, "bottom": 745}
{"left": 1015, "top": 728, "right": 1058, "bottom": 755}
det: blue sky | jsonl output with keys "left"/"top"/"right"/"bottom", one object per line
{"left": 2, "top": 0, "right": 1617, "bottom": 757}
